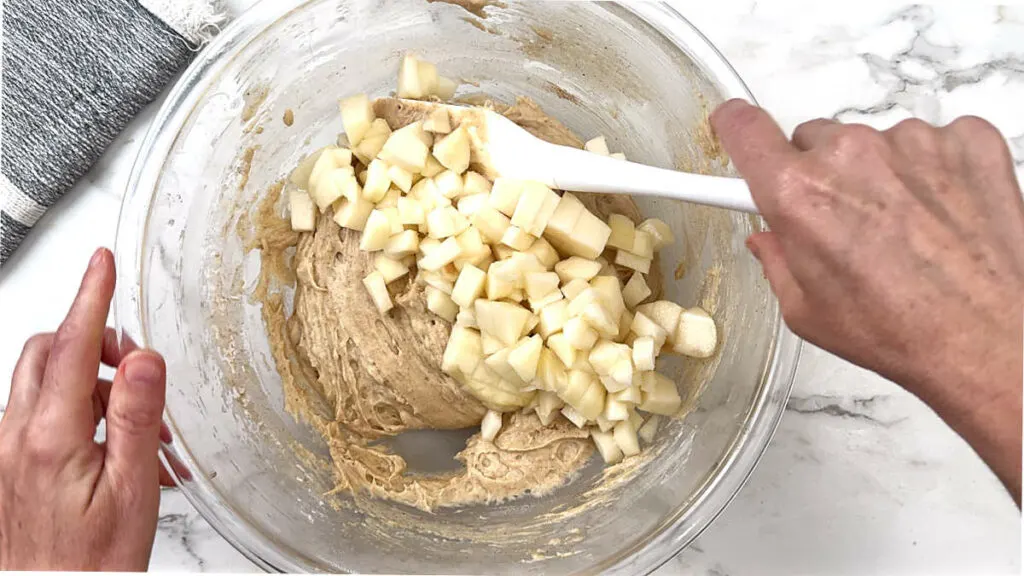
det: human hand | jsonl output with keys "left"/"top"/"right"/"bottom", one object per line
{"left": 0, "top": 248, "right": 177, "bottom": 570}
{"left": 711, "top": 100, "right": 1024, "bottom": 501}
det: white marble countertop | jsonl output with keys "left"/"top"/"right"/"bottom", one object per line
{"left": 0, "top": 1, "right": 1020, "bottom": 574}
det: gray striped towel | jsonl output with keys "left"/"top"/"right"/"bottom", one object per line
{"left": 0, "top": 0, "right": 224, "bottom": 267}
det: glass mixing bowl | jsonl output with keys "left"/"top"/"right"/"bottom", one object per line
{"left": 114, "top": 0, "right": 801, "bottom": 573}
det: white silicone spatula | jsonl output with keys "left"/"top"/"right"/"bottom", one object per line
{"left": 404, "top": 99, "right": 759, "bottom": 214}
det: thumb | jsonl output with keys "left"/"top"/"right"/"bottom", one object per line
{"left": 104, "top": 350, "right": 166, "bottom": 487}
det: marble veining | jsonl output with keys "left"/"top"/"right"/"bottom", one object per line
{"left": 0, "top": 1, "right": 1019, "bottom": 574}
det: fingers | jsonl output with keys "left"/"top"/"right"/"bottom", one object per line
{"left": 711, "top": 99, "right": 799, "bottom": 213}
{"left": 101, "top": 327, "right": 138, "bottom": 368}
{"left": 6, "top": 333, "right": 55, "bottom": 419}
{"left": 746, "top": 232, "right": 807, "bottom": 327}
{"left": 37, "top": 249, "right": 116, "bottom": 437}
{"left": 792, "top": 118, "right": 839, "bottom": 151}
{"left": 94, "top": 377, "right": 172, "bottom": 442}
{"left": 103, "top": 351, "right": 167, "bottom": 489}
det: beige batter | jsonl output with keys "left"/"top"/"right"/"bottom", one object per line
{"left": 252, "top": 97, "right": 661, "bottom": 512}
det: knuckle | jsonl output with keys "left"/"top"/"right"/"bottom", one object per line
{"left": 107, "top": 404, "right": 162, "bottom": 437}
{"left": 21, "top": 427, "right": 64, "bottom": 467}
{"left": 948, "top": 115, "right": 999, "bottom": 138}
{"left": 20, "top": 333, "right": 52, "bottom": 358}
{"left": 890, "top": 117, "right": 936, "bottom": 141}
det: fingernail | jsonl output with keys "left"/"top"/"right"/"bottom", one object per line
{"left": 89, "top": 248, "right": 106, "bottom": 269}
{"left": 124, "top": 352, "right": 165, "bottom": 388}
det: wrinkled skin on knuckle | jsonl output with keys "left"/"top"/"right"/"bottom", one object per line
{"left": 823, "top": 125, "right": 888, "bottom": 166}
{"left": 106, "top": 404, "right": 161, "bottom": 440}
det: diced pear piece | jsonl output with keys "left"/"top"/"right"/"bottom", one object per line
{"left": 432, "top": 125, "right": 471, "bottom": 174}
{"left": 542, "top": 192, "right": 584, "bottom": 249}
{"left": 536, "top": 391, "right": 564, "bottom": 426}
{"left": 632, "top": 336, "right": 657, "bottom": 371}
{"left": 442, "top": 325, "right": 482, "bottom": 375}
{"left": 510, "top": 181, "right": 560, "bottom": 236}
{"left": 577, "top": 378, "right": 606, "bottom": 420}
{"left": 289, "top": 190, "right": 317, "bottom": 232}
{"left": 610, "top": 152, "right": 626, "bottom": 161}
{"left": 380, "top": 122, "right": 430, "bottom": 172}
{"left": 471, "top": 204, "right": 512, "bottom": 243}
{"left": 435, "top": 170, "right": 464, "bottom": 199}
{"left": 310, "top": 167, "right": 357, "bottom": 211}
{"left": 419, "top": 236, "right": 441, "bottom": 256}
{"left": 535, "top": 347, "right": 567, "bottom": 391}
{"left": 526, "top": 237, "right": 560, "bottom": 270}
{"left": 480, "top": 410, "right": 502, "bottom": 441}
{"left": 639, "top": 372, "right": 682, "bottom": 415}
{"left": 588, "top": 340, "right": 633, "bottom": 392}
{"left": 566, "top": 286, "right": 599, "bottom": 318}
{"left": 383, "top": 230, "right": 419, "bottom": 258}
{"left": 525, "top": 272, "right": 560, "bottom": 301}
{"left": 457, "top": 193, "right": 489, "bottom": 217}
{"left": 612, "top": 384, "right": 642, "bottom": 404}
{"left": 482, "top": 332, "right": 503, "bottom": 355}
{"left": 489, "top": 178, "right": 525, "bottom": 216}
{"left": 561, "top": 278, "right": 590, "bottom": 301}
{"left": 538, "top": 299, "right": 569, "bottom": 338}
{"left": 359, "top": 210, "right": 392, "bottom": 251}
{"left": 423, "top": 107, "right": 452, "bottom": 134}
{"left": 334, "top": 195, "right": 375, "bottom": 231}
{"left": 362, "top": 271, "right": 393, "bottom": 314}
{"left": 466, "top": 365, "right": 534, "bottom": 411}
{"left": 377, "top": 188, "right": 402, "bottom": 208}
{"left": 427, "top": 206, "right": 458, "bottom": 238}
{"left": 456, "top": 226, "right": 487, "bottom": 256}
{"left": 584, "top": 135, "right": 610, "bottom": 156}
{"left": 607, "top": 213, "right": 635, "bottom": 251}
{"left": 501, "top": 226, "right": 535, "bottom": 251}
{"left": 631, "top": 311, "right": 668, "bottom": 349}
{"left": 561, "top": 405, "right": 588, "bottom": 428}
{"left": 614, "top": 250, "right": 651, "bottom": 274}
{"left": 595, "top": 415, "right": 615, "bottom": 432}
{"left": 581, "top": 303, "right": 618, "bottom": 338}
{"left": 638, "top": 414, "right": 661, "bottom": 443}
{"left": 484, "top": 348, "right": 523, "bottom": 385}
{"left": 562, "top": 211, "right": 611, "bottom": 259}
{"left": 673, "top": 307, "right": 718, "bottom": 358}
{"left": 451, "top": 264, "right": 486, "bottom": 308}
{"left": 618, "top": 310, "right": 634, "bottom": 342}
{"left": 309, "top": 148, "right": 353, "bottom": 194}
{"left": 290, "top": 148, "right": 327, "bottom": 189}
{"left": 630, "top": 229, "right": 655, "bottom": 259}
{"left": 485, "top": 260, "right": 519, "bottom": 300}
{"left": 436, "top": 76, "right": 458, "bottom": 99}
{"left": 339, "top": 94, "right": 375, "bottom": 145}
{"left": 475, "top": 300, "right": 532, "bottom": 346}
{"left": 397, "top": 53, "right": 426, "bottom": 99}
{"left": 397, "top": 196, "right": 425, "bottom": 226}
{"left": 374, "top": 254, "right": 410, "bottom": 283}
{"left": 572, "top": 355, "right": 597, "bottom": 374}
{"left": 591, "top": 429, "right": 623, "bottom": 464}
{"left": 379, "top": 206, "right": 403, "bottom": 235}
{"left": 508, "top": 335, "right": 543, "bottom": 382}
{"left": 426, "top": 286, "right": 458, "bottom": 322}
{"left": 353, "top": 118, "right": 391, "bottom": 165}
{"left": 492, "top": 244, "right": 516, "bottom": 261}
{"left": 388, "top": 165, "right": 414, "bottom": 193}
{"left": 546, "top": 332, "right": 576, "bottom": 367}
{"left": 419, "top": 236, "right": 462, "bottom": 271}
{"left": 622, "top": 272, "right": 651, "bottom": 309}
{"left": 614, "top": 420, "right": 641, "bottom": 457}
{"left": 554, "top": 257, "right": 601, "bottom": 283}
{"left": 560, "top": 369, "right": 593, "bottom": 407}
{"left": 635, "top": 301, "right": 684, "bottom": 338}
{"left": 563, "top": 317, "right": 598, "bottom": 351}
{"left": 362, "top": 158, "right": 392, "bottom": 202}
{"left": 417, "top": 59, "right": 440, "bottom": 97}
{"left": 589, "top": 275, "right": 627, "bottom": 319}
{"left": 603, "top": 398, "right": 630, "bottom": 422}
{"left": 420, "top": 153, "right": 445, "bottom": 178}
{"left": 463, "top": 171, "right": 492, "bottom": 196}
{"left": 456, "top": 307, "right": 478, "bottom": 328}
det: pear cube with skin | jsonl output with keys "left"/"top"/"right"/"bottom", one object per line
{"left": 637, "top": 218, "right": 674, "bottom": 250}
{"left": 339, "top": 94, "right": 375, "bottom": 145}
{"left": 289, "top": 190, "right": 317, "bottom": 232}
{"left": 432, "top": 125, "right": 471, "bottom": 174}
{"left": 673, "top": 307, "right": 718, "bottom": 358}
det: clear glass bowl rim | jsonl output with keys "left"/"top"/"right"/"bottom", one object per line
{"left": 114, "top": 1, "right": 803, "bottom": 573}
